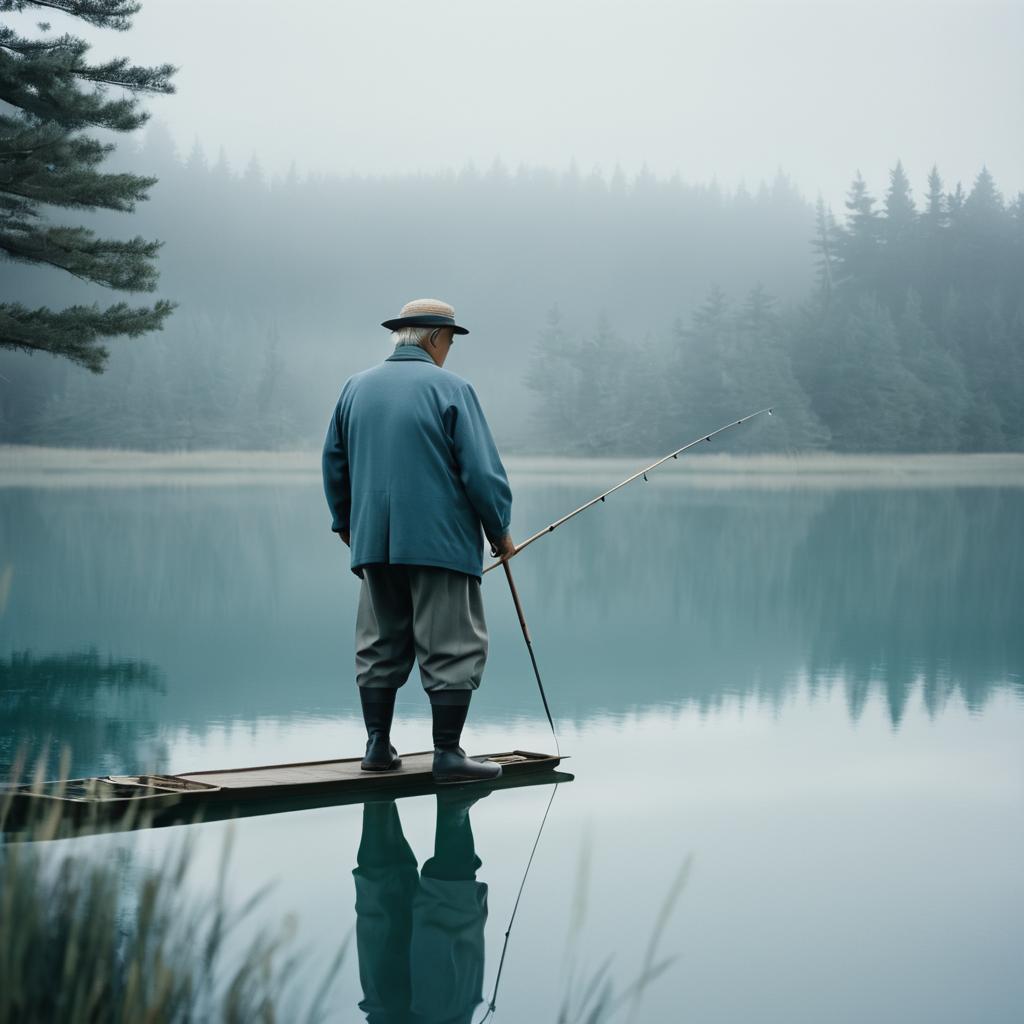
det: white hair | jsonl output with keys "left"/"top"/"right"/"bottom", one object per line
{"left": 392, "top": 326, "right": 437, "bottom": 348}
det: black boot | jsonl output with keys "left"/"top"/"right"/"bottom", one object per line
{"left": 359, "top": 688, "right": 401, "bottom": 772}
{"left": 429, "top": 691, "right": 502, "bottom": 784}
{"left": 422, "top": 791, "right": 485, "bottom": 881}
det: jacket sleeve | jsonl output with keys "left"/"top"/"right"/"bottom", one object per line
{"left": 450, "top": 382, "right": 512, "bottom": 545}
{"left": 321, "top": 395, "right": 351, "bottom": 534}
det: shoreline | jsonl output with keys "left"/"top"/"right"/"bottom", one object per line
{"left": 2, "top": 445, "right": 1023, "bottom": 489}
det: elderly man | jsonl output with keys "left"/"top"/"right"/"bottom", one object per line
{"left": 322, "top": 299, "right": 516, "bottom": 784}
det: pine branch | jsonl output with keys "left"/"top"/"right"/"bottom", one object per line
{"left": 0, "top": 117, "right": 112, "bottom": 166}
{"left": 0, "top": 162, "right": 158, "bottom": 213}
{"left": 0, "top": 28, "right": 176, "bottom": 93}
{"left": 0, "top": 193, "right": 39, "bottom": 220}
{"left": 0, "top": 297, "right": 176, "bottom": 372}
{"left": 0, "top": 30, "right": 76, "bottom": 55}
{"left": 0, "top": 225, "right": 163, "bottom": 290}
{"left": 0, "top": 1, "right": 142, "bottom": 33}
{"left": 0, "top": 4, "right": 178, "bottom": 374}
{"left": 0, "top": 56, "right": 168, "bottom": 132}
{"left": 0, "top": 20, "right": 176, "bottom": 133}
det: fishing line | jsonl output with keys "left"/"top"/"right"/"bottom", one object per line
{"left": 475, "top": 780, "right": 561, "bottom": 1023}
{"left": 474, "top": 409, "right": 773, "bottom": 1019}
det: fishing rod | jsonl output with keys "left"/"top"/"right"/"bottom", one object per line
{"left": 491, "top": 407, "right": 772, "bottom": 758}
{"left": 501, "top": 558, "right": 559, "bottom": 757}
{"left": 475, "top": 412, "right": 772, "bottom": 1019}
{"left": 483, "top": 406, "right": 774, "bottom": 575}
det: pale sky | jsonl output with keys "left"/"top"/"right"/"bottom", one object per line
{"left": 17, "top": 0, "right": 1024, "bottom": 208}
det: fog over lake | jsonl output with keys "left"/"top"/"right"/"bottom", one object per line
{"left": 1, "top": 1, "right": 1022, "bottom": 1020}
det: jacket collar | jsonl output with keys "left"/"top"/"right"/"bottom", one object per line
{"left": 385, "top": 346, "right": 436, "bottom": 365}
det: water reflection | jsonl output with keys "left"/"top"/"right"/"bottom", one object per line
{"left": 354, "top": 792, "right": 487, "bottom": 1024}
{"left": 505, "top": 483, "right": 1023, "bottom": 722}
{"left": 0, "top": 648, "right": 165, "bottom": 777}
{"left": 2, "top": 462, "right": 1021, "bottom": 1024}
{"left": 0, "top": 468, "right": 1021, "bottom": 775}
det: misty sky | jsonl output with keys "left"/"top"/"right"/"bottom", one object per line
{"left": 15, "top": 0, "right": 1024, "bottom": 208}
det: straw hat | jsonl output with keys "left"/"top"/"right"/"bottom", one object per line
{"left": 381, "top": 298, "right": 470, "bottom": 335}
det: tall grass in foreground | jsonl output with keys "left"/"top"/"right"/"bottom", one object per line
{"left": 556, "top": 841, "right": 692, "bottom": 1023}
{"left": 3, "top": 750, "right": 687, "bottom": 1023}
{"left": 0, "top": 749, "right": 346, "bottom": 1023}
{"left": 477, "top": 825, "right": 691, "bottom": 1024}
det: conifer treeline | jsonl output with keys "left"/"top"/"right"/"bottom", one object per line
{"left": 0, "top": 126, "right": 817, "bottom": 449}
{"left": 525, "top": 162, "right": 1024, "bottom": 453}
{"left": 1, "top": 132, "right": 1020, "bottom": 451}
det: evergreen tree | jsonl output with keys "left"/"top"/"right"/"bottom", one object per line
{"left": 880, "top": 160, "right": 917, "bottom": 307}
{"left": 935, "top": 287, "right": 1004, "bottom": 451}
{"left": 733, "top": 283, "right": 830, "bottom": 451}
{"left": 523, "top": 306, "right": 580, "bottom": 451}
{"left": 253, "top": 324, "right": 296, "bottom": 449}
{"left": 919, "top": 165, "right": 948, "bottom": 313}
{"left": 666, "top": 284, "right": 735, "bottom": 444}
{"left": 1002, "top": 305, "right": 1024, "bottom": 447}
{"left": 616, "top": 329, "right": 669, "bottom": 454}
{"left": 963, "top": 166, "right": 1004, "bottom": 221}
{"left": 811, "top": 196, "right": 838, "bottom": 301}
{"left": 834, "top": 171, "right": 881, "bottom": 291}
{"left": 962, "top": 293, "right": 1014, "bottom": 451}
{"left": 0, "top": 0, "right": 177, "bottom": 371}
{"left": 1010, "top": 191, "right": 1024, "bottom": 244}
{"left": 960, "top": 166, "right": 1007, "bottom": 295}
{"left": 813, "top": 293, "right": 918, "bottom": 451}
{"left": 945, "top": 181, "right": 966, "bottom": 222}
{"left": 883, "top": 160, "right": 916, "bottom": 231}
{"left": 923, "top": 165, "right": 946, "bottom": 231}
{"left": 183, "top": 135, "right": 208, "bottom": 177}
{"left": 896, "top": 289, "right": 967, "bottom": 451}
{"left": 575, "top": 313, "right": 623, "bottom": 454}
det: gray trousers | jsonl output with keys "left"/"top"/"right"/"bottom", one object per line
{"left": 355, "top": 564, "right": 488, "bottom": 694}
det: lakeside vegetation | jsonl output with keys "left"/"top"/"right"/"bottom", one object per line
{"left": 0, "top": 751, "right": 344, "bottom": 1023}
{"left": 2, "top": 130, "right": 1019, "bottom": 453}
{"left": 526, "top": 164, "right": 1024, "bottom": 454}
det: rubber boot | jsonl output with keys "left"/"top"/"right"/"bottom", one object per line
{"left": 422, "top": 791, "right": 485, "bottom": 881}
{"left": 356, "top": 800, "right": 417, "bottom": 870}
{"left": 359, "top": 688, "right": 402, "bottom": 772}
{"left": 429, "top": 692, "right": 502, "bottom": 784}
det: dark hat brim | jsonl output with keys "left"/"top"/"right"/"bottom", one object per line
{"left": 381, "top": 314, "right": 469, "bottom": 335}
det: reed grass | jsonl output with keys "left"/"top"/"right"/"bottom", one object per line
{"left": 3, "top": 749, "right": 686, "bottom": 1023}
{"left": 556, "top": 836, "right": 692, "bottom": 1023}
{"left": 0, "top": 747, "right": 346, "bottom": 1024}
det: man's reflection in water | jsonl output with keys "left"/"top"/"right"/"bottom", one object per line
{"left": 353, "top": 791, "right": 488, "bottom": 1024}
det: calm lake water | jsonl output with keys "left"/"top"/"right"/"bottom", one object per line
{"left": 2, "top": 453, "right": 1022, "bottom": 1022}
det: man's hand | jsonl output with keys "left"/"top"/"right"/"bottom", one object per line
{"left": 340, "top": 530, "right": 351, "bottom": 547}
{"left": 490, "top": 533, "right": 516, "bottom": 561}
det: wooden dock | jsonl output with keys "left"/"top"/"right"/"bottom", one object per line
{"left": 2, "top": 749, "right": 569, "bottom": 836}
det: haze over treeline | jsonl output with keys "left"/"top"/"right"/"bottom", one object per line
{"left": 530, "top": 164, "right": 1024, "bottom": 453}
{"left": 0, "top": 125, "right": 1021, "bottom": 453}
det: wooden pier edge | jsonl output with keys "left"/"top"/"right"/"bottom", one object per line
{"left": 3, "top": 749, "right": 570, "bottom": 835}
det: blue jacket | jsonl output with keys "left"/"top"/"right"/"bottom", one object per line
{"left": 322, "top": 345, "right": 513, "bottom": 580}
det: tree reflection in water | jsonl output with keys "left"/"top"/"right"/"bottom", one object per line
{"left": 0, "top": 648, "right": 165, "bottom": 779}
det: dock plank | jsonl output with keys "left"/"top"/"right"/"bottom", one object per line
{"left": 4, "top": 750, "right": 569, "bottom": 837}
{"left": 179, "top": 751, "right": 498, "bottom": 790}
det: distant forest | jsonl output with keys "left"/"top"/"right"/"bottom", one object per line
{"left": 0, "top": 121, "right": 1021, "bottom": 453}
{"left": 528, "top": 164, "right": 1024, "bottom": 453}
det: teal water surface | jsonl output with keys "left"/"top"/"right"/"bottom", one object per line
{"left": 1, "top": 455, "right": 1022, "bottom": 1022}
